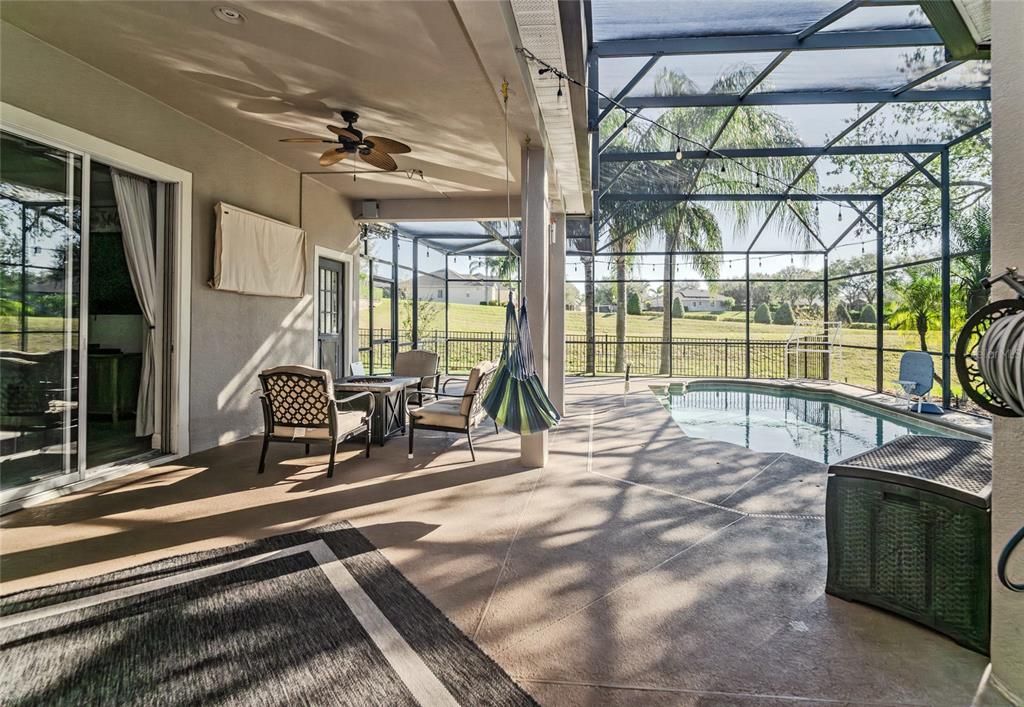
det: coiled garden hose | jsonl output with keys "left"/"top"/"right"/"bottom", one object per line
{"left": 998, "top": 525, "right": 1024, "bottom": 592}
{"left": 976, "top": 305, "right": 1024, "bottom": 416}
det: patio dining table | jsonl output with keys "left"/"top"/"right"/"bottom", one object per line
{"left": 334, "top": 375, "right": 420, "bottom": 446}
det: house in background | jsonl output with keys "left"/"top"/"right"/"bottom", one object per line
{"left": 400, "top": 269, "right": 503, "bottom": 304}
{"left": 676, "top": 287, "right": 730, "bottom": 313}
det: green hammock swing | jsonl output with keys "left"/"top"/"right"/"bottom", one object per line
{"left": 482, "top": 295, "right": 561, "bottom": 435}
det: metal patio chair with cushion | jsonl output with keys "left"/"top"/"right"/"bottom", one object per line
{"left": 257, "top": 365, "right": 374, "bottom": 477}
{"left": 406, "top": 360, "right": 497, "bottom": 461}
{"left": 894, "top": 351, "right": 937, "bottom": 413}
{"left": 394, "top": 349, "right": 440, "bottom": 402}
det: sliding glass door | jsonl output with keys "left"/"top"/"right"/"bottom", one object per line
{"left": 0, "top": 131, "right": 82, "bottom": 494}
{"left": 2, "top": 126, "right": 174, "bottom": 506}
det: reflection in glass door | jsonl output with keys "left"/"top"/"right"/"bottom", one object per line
{"left": 0, "top": 131, "right": 82, "bottom": 494}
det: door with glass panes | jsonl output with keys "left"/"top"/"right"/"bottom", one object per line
{"left": 317, "top": 257, "right": 345, "bottom": 378}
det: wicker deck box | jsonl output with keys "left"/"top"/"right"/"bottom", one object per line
{"left": 825, "top": 435, "right": 992, "bottom": 654}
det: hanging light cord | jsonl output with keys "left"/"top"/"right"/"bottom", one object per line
{"left": 516, "top": 46, "right": 862, "bottom": 217}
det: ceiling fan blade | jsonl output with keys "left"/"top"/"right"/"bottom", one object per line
{"left": 279, "top": 137, "right": 332, "bottom": 143}
{"left": 319, "top": 148, "right": 348, "bottom": 167}
{"left": 365, "top": 136, "right": 411, "bottom": 154}
{"left": 359, "top": 149, "right": 397, "bottom": 172}
{"left": 327, "top": 125, "right": 361, "bottom": 141}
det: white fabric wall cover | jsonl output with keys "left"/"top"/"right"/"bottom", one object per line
{"left": 111, "top": 169, "right": 158, "bottom": 438}
{"left": 210, "top": 203, "right": 306, "bottom": 298}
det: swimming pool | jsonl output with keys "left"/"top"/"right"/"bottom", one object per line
{"left": 655, "top": 382, "right": 974, "bottom": 464}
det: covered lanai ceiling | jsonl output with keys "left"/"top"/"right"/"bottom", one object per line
{"left": 0, "top": 0, "right": 586, "bottom": 207}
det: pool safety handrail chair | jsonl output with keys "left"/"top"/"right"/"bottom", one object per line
{"left": 785, "top": 319, "right": 843, "bottom": 380}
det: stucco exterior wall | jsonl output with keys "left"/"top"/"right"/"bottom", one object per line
{"left": 1, "top": 22, "right": 359, "bottom": 454}
{"left": 990, "top": 1, "right": 1024, "bottom": 701}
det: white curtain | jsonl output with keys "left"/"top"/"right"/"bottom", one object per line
{"left": 111, "top": 169, "right": 158, "bottom": 437}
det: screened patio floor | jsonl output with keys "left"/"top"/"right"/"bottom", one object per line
{"left": 0, "top": 378, "right": 1006, "bottom": 705}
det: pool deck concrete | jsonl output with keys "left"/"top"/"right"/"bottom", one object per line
{"left": 0, "top": 377, "right": 1007, "bottom": 705}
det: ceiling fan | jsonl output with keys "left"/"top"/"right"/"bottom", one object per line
{"left": 279, "top": 110, "right": 411, "bottom": 171}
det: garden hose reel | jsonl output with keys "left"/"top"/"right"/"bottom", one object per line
{"left": 954, "top": 267, "right": 1024, "bottom": 593}
{"left": 954, "top": 267, "right": 1024, "bottom": 418}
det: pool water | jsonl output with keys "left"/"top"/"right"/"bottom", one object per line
{"left": 656, "top": 383, "right": 969, "bottom": 465}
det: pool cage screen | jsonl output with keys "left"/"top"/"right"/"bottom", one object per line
{"left": 359, "top": 1, "right": 991, "bottom": 413}
{"left": 579, "top": 0, "right": 991, "bottom": 410}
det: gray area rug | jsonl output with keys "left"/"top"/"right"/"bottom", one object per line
{"left": 0, "top": 521, "right": 537, "bottom": 706}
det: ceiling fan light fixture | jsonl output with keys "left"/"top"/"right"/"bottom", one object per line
{"left": 213, "top": 6, "right": 246, "bottom": 24}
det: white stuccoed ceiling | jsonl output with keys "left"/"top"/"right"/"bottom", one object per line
{"left": 0, "top": 1, "right": 568, "bottom": 206}
{"left": 509, "top": 0, "right": 586, "bottom": 214}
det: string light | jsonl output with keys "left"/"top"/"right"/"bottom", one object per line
{"left": 515, "top": 46, "right": 861, "bottom": 219}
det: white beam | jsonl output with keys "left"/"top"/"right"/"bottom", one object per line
{"left": 359, "top": 197, "right": 521, "bottom": 223}
{"left": 549, "top": 212, "right": 566, "bottom": 414}
{"left": 520, "top": 146, "right": 549, "bottom": 467}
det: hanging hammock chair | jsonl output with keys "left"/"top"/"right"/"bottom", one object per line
{"left": 482, "top": 295, "right": 561, "bottom": 435}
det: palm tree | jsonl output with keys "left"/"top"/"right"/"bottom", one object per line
{"left": 952, "top": 204, "right": 991, "bottom": 316}
{"left": 889, "top": 264, "right": 942, "bottom": 352}
{"left": 606, "top": 66, "right": 817, "bottom": 373}
{"left": 599, "top": 112, "right": 661, "bottom": 371}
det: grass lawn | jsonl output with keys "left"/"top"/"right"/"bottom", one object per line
{"left": 362, "top": 300, "right": 950, "bottom": 394}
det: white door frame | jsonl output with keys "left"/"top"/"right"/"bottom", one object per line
{"left": 1, "top": 103, "right": 192, "bottom": 509}
{"left": 312, "top": 245, "right": 355, "bottom": 374}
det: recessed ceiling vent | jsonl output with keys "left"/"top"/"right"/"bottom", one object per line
{"left": 213, "top": 6, "right": 246, "bottom": 25}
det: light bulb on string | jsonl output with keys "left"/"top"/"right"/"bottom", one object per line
{"left": 675, "top": 143, "right": 682, "bottom": 161}
{"left": 838, "top": 210, "right": 843, "bottom": 222}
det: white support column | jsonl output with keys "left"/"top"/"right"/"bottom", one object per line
{"left": 520, "top": 146, "right": 549, "bottom": 467}
{"left": 549, "top": 212, "right": 566, "bottom": 414}
{"left": 990, "top": 1, "right": 1024, "bottom": 701}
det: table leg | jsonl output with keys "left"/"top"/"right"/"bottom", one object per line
{"left": 399, "top": 388, "right": 407, "bottom": 434}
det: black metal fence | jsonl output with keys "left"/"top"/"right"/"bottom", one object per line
{"left": 359, "top": 328, "right": 827, "bottom": 379}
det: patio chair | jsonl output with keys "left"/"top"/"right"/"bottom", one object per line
{"left": 406, "top": 360, "right": 497, "bottom": 461}
{"left": 256, "top": 365, "right": 374, "bottom": 477}
{"left": 394, "top": 349, "right": 440, "bottom": 402}
{"left": 894, "top": 351, "right": 937, "bottom": 413}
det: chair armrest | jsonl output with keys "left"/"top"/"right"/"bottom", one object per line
{"left": 442, "top": 377, "right": 469, "bottom": 394}
{"left": 336, "top": 390, "right": 375, "bottom": 419}
{"left": 406, "top": 390, "right": 470, "bottom": 416}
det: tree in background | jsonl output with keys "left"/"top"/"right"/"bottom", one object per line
{"left": 564, "top": 282, "right": 582, "bottom": 310}
{"left": 888, "top": 264, "right": 942, "bottom": 352}
{"left": 672, "top": 297, "right": 684, "bottom": 319}
{"left": 754, "top": 302, "right": 772, "bottom": 324}
{"left": 608, "top": 65, "right": 813, "bottom": 374}
{"left": 627, "top": 291, "right": 642, "bottom": 315}
{"left": 774, "top": 302, "right": 796, "bottom": 326}
{"left": 834, "top": 301, "right": 853, "bottom": 324}
{"left": 829, "top": 253, "right": 876, "bottom": 310}
{"left": 859, "top": 304, "right": 877, "bottom": 324}
{"left": 952, "top": 204, "right": 992, "bottom": 316}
